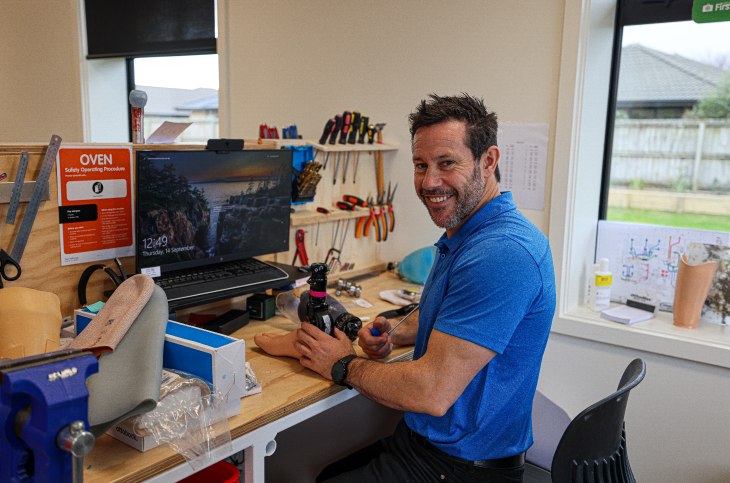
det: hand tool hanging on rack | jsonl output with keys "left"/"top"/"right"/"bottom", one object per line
{"left": 292, "top": 229, "right": 309, "bottom": 266}
{"left": 330, "top": 114, "right": 345, "bottom": 183}
{"left": 342, "top": 195, "right": 368, "bottom": 208}
{"left": 5, "top": 151, "right": 29, "bottom": 225}
{"left": 342, "top": 151, "right": 352, "bottom": 184}
{"left": 385, "top": 182, "right": 398, "bottom": 234}
{"left": 318, "top": 119, "right": 336, "bottom": 169}
{"left": 336, "top": 200, "right": 356, "bottom": 211}
{"left": 358, "top": 116, "right": 369, "bottom": 144}
{"left": 325, "top": 220, "right": 342, "bottom": 270}
{"left": 347, "top": 112, "right": 361, "bottom": 144}
{"left": 377, "top": 190, "right": 388, "bottom": 242}
{"left": 338, "top": 111, "right": 352, "bottom": 144}
{"left": 0, "top": 135, "right": 61, "bottom": 288}
{"left": 363, "top": 196, "right": 383, "bottom": 242}
{"left": 315, "top": 207, "right": 331, "bottom": 246}
{"left": 355, "top": 195, "right": 373, "bottom": 239}
{"left": 338, "top": 219, "right": 352, "bottom": 271}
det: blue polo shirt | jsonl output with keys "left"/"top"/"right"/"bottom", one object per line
{"left": 404, "top": 192, "right": 555, "bottom": 461}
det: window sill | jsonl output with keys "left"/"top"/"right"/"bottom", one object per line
{"left": 552, "top": 304, "right": 730, "bottom": 369}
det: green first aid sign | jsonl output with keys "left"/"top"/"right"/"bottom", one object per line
{"left": 694, "top": 1, "right": 730, "bottom": 23}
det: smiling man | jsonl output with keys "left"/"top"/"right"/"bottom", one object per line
{"left": 295, "top": 94, "right": 556, "bottom": 483}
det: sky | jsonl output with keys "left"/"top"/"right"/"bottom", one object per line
{"left": 623, "top": 20, "right": 730, "bottom": 68}
{"left": 134, "top": 54, "right": 219, "bottom": 90}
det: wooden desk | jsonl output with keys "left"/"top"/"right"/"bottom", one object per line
{"left": 84, "top": 271, "right": 422, "bottom": 483}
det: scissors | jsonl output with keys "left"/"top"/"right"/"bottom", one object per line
{"left": 0, "top": 249, "right": 21, "bottom": 288}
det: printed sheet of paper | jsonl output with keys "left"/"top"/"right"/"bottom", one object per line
{"left": 145, "top": 121, "right": 192, "bottom": 144}
{"left": 56, "top": 146, "right": 134, "bottom": 266}
{"left": 595, "top": 221, "right": 730, "bottom": 311}
{"left": 497, "top": 122, "right": 549, "bottom": 210}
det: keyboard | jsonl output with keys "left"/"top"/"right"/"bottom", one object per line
{"left": 155, "top": 258, "right": 289, "bottom": 302}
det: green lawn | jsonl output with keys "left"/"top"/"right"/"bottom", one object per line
{"left": 607, "top": 207, "right": 730, "bottom": 232}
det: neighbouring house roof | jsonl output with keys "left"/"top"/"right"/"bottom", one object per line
{"left": 137, "top": 85, "right": 218, "bottom": 117}
{"left": 617, "top": 44, "right": 726, "bottom": 108}
{"left": 176, "top": 94, "right": 218, "bottom": 111}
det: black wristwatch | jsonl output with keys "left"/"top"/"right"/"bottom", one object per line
{"left": 331, "top": 354, "right": 358, "bottom": 389}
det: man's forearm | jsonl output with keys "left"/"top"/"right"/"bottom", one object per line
{"left": 345, "top": 357, "right": 446, "bottom": 416}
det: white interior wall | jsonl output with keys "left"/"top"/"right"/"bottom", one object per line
{"left": 0, "top": 0, "right": 85, "bottom": 143}
{"left": 218, "top": 0, "right": 564, "bottom": 263}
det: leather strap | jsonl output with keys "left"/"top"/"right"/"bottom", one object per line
{"left": 410, "top": 429, "right": 525, "bottom": 470}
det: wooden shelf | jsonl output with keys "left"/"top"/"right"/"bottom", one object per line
{"left": 326, "top": 259, "right": 388, "bottom": 280}
{"left": 290, "top": 206, "right": 370, "bottom": 227}
{"left": 307, "top": 141, "right": 398, "bottom": 153}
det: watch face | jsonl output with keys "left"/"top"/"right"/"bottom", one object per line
{"left": 332, "top": 359, "right": 346, "bottom": 384}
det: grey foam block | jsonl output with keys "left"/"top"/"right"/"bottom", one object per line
{"left": 87, "top": 285, "right": 169, "bottom": 437}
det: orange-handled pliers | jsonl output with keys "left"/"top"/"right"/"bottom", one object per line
{"left": 355, "top": 195, "right": 372, "bottom": 239}
{"left": 376, "top": 190, "right": 387, "bottom": 242}
{"left": 364, "top": 198, "right": 383, "bottom": 242}
{"left": 385, "top": 182, "right": 397, "bottom": 233}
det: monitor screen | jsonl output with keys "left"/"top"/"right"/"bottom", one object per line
{"left": 136, "top": 149, "right": 292, "bottom": 274}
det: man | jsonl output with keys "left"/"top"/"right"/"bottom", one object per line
{"left": 292, "top": 94, "right": 555, "bottom": 482}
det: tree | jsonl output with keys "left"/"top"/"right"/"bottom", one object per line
{"left": 686, "top": 71, "right": 730, "bottom": 119}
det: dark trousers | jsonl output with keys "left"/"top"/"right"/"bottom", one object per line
{"left": 317, "top": 419, "right": 524, "bottom": 483}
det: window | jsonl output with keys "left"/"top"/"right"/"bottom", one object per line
{"left": 131, "top": 54, "right": 219, "bottom": 144}
{"left": 601, "top": 1, "right": 730, "bottom": 231}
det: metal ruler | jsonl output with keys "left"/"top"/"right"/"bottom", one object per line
{"left": 10, "top": 135, "right": 62, "bottom": 263}
{"left": 5, "top": 151, "right": 30, "bottom": 225}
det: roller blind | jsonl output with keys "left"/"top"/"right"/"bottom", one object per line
{"left": 622, "top": 0, "right": 693, "bottom": 26}
{"left": 85, "top": 0, "right": 216, "bottom": 59}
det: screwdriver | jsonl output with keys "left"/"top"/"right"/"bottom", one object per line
{"left": 347, "top": 111, "right": 361, "bottom": 144}
{"left": 370, "top": 305, "right": 419, "bottom": 337}
{"left": 329, "top": 115, "right": 343, "bottom": 145}
{"left": 338, "top": 111, "right": 352, "bottom": 144}
{"left": 358, "top": 116, "right": 369, "bottom": 144}
{"left": 319, "top": 119, "right": 336, "bottom": 144}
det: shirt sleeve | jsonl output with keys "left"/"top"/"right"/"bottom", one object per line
{"left": 433, "top": 235, "right": 542, "bottom": 353}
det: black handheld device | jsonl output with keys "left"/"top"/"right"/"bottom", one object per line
{"left": 306, "top": 263, "right": 333, "bottom": 335}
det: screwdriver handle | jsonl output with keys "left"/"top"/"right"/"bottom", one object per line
{"left": 367, "top": 124, "right": 376, "bottom": 144}
{"left": 319, "top": 119, "right": 336, "bottom": 145}
{"left": 338, "top": 111, "right": 352, "bottom": 144}
{"left": 348, "top": 111, "right": 361, "bottom": 144}
{"left": 358, "top": 116, "right": 369, "bottom": 144}
{"left": 330, "top": 115, "right": 343, "bottom": 144}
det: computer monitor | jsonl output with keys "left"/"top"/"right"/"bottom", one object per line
{"left": 135, "top": 149, "right": 292, "bottom": 275}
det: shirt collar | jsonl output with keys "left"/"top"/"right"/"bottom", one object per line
{"left": 435, "top": 191, "right": 516, "bottom": 254}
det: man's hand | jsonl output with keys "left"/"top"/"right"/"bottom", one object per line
{"left": 357, "top": 317, "right": 393, "bottom": 359}
{"left": 295, "top": 322, "right": 356, "bottom": 380}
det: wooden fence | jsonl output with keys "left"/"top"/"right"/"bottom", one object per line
{"left": 610, "top": 119, "right": 730, "bottom": 191}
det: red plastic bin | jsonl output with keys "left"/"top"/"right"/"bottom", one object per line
{"left": 180, "top": 460, "right": 240, "bottom": 483}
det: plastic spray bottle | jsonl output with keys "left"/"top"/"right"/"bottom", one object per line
{"left": 591, "top": 258, "right": 612, "bottom": 312}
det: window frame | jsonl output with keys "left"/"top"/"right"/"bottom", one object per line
{"left": 598, "top": 0, "right": 694, "bottom": 219}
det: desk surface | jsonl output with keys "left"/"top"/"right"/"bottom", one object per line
{"left": 84, "top": 271, "right": 421, "bottom": 483}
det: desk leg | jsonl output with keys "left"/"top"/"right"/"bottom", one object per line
{"left": 242, "top": 437, "right": 277, "bottom": 483}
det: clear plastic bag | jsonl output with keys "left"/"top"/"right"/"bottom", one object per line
{"left": 127, "top": 370, "right": 232, "bottom": 470}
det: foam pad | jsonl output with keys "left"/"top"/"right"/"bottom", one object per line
{"left": 87, "top": 285, "right": 169, "bottom": 437}
{"left": 69, "top": 274, "right": 154, "bottom": 356}
{"left": 0, "top": 287, "right": 62, "bottom": 359}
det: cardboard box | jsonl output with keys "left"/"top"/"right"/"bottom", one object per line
{"left": 107, "top": 419, "right": 160, "bottom": 452}
{"left": 74, "top": 311, "right": 247, "bottom": 419}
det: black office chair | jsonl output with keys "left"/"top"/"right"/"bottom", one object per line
{"left": 550, "top": 358, "right": 646, "bottom": 483}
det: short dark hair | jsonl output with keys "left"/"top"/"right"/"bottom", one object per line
{"left": 408, "top": 93, "right": 500, "bottom": 183}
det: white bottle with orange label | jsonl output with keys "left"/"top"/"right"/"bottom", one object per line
{"left": 591, "top": 258, "right": 612, "bottom": 312}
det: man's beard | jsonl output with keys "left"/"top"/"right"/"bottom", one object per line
{"left": 419, "top": 163, "right": 484, "bottom": 230}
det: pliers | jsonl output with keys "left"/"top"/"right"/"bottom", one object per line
{"left": 363, "top": 195, "right": 384, "bottom": 241}
{"left": 292, "top": 229, "right": 309, "bottom": 266}
{"left": 384, "top": 182, "right": 397, "bottom": 234}
{"left": 355, "top": 196, "right": 373, "bottom": 239}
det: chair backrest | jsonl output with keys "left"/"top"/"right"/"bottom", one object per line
{"left": 551, "top": 358, "right": 646, "bottom": 483}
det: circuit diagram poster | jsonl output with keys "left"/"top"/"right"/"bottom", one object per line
{"left": 497, "top": 122, "right": 549, "bottom": 211}
{"left": 56, "top": 146, "right": 134, "bottom": 266}
{"left": 595, "top": 221, "right": 730, "bottom": 311}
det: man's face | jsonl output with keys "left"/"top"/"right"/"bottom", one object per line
{"left": 412, "top": 120, "right": 486, "bottom": 233}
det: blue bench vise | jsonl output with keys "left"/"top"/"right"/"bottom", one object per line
{"left": 0, "top": 350, "right": 98, "bottom": 483}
